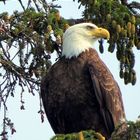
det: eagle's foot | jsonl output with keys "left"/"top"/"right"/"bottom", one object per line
{"left": 78, "top": 131, "right": 84, "bottom": 140}
{"left": 95, "top": 132, "right": 105, "bottom": 140}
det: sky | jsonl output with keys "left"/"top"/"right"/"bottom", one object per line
{"left": 0, "top": 0, "right": 140, "bottom": 140}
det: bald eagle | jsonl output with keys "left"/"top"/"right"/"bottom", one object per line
{"left": 41, "top": 23, "right": 126, "bottom": 139}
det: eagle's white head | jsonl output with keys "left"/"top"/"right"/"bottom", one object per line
{"left": 62, "top": 23, "right": 110, "bottom": 58}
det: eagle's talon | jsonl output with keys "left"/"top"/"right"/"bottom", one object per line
{"left": 78, "top": 131, "right": 84, "bottom": 140}
{"left": 95, "top": 132, "right": 105, "bottom": 140}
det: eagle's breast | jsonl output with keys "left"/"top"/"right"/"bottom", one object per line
{"left": 47, "top": 51, "right": 98, "bottom": 108}
{"left": 43, "top": 49, "right": 107, "bottom": 134}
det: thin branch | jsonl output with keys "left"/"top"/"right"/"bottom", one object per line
{"left": 39, "top": 0, "right": 48, "bottom": 12}
{"left": 32, "top": 0, "right": 41, "bottom": 12}
{"left": 18, "top": 0, "right": 25, "bottom": 11}
{"left": 26, "top": 0, "right": 31, "bottom": 9}
{"left": 0, "top": 0, "right": 6, "bottom": 4}
{"left": 121, "top": 0, "right": 140, "bottom": 16}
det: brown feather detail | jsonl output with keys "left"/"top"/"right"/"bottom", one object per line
{"left": 87, "top": 48, "right": 126, "bottom": 126}
{"left": 41, "top": 48, "right": 126, "bottom": 139}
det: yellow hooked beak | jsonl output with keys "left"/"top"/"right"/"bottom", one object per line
{"left": 91, "top": 27, "right": 110, "bottom": 40}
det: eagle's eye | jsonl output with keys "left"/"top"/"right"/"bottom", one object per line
{"left": 86, "top": 25, "right": 94, "bottom": 30}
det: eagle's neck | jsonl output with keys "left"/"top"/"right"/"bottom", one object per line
{"left": 62, "top": 33, "right": 95, "bottom": 59}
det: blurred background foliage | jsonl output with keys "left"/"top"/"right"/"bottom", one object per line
{"left": 0, "top": 0, "right": 140, "bottom": 139}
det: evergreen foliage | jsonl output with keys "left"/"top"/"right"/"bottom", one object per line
{"left": 76, "top": 0, "right": 140, "bottom": 85}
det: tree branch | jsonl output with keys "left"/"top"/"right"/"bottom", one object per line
{"left": 121, "top": 0, "right": 140, "bottom": 16}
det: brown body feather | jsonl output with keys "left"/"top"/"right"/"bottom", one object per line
{"left": 41, "top": 48, "right": 125, "bottom": 139}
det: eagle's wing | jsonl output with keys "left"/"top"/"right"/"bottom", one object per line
{"left": 40, "top": 75, "right": 48, "bottom": 115}
{"left": 87, "top": 50, "right": 125, "bottom": 135}
{"left": 41, "top": 74, "right": 58, "bottom": 132}
{"left": 40, "top": 64, "right": 64, "bottom": 133}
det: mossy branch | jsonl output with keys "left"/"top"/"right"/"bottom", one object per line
{"left": 51, "top": 120, "right": 140, "bottom": 140}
